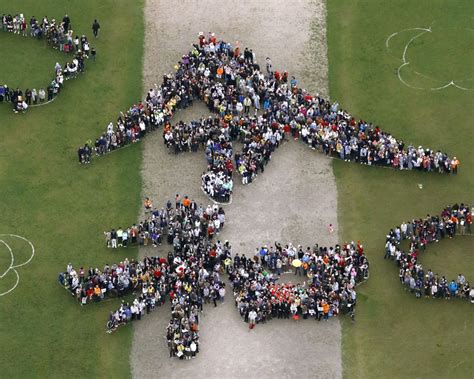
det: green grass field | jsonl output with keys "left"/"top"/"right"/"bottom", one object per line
{"left": 412, "top": 237, "right": 473, "bottom": 281}
{"left": 0, "top": 0, "right": 472, "bottom": 377}
{"left": 0, "top": 33, "right": 67, "bottom": 90}
{"left": 0, "top": 1, "right": 143, "bottom": 376}
{"left": 327, "top": 0, "right": 474, "bottom": 377}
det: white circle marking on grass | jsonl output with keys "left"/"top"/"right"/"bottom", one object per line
{"left": 0, "top": 234, "right": 35, "bottom": 297}
{"left": 386, "top": 27, "right": 474, "bottom": 91}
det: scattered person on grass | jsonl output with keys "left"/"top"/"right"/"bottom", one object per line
{"left": 92, "top": 19, "right": 100, "bottom": 38}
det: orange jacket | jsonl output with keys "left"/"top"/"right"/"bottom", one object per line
{"left": 323, "top": 303, "right": 329, "bottom": 314}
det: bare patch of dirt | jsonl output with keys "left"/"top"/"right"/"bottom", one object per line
{"left": 133, "top": 1, "right": 339, "bottom": 378}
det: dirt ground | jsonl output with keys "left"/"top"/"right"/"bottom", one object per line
{"left": 132, "top": 0, "right": 340, "bottom": 377}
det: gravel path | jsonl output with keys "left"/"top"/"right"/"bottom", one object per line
{"left": 132, "top": 0, "right": 339, "bottom": 377}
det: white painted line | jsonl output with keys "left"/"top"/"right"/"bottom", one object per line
{"left": 30, "top": 97, "right": 57, "bottom": 108}
{"left": 6, "top": 234, "right": 36, "bottom": 268}
{"left": 451, "top": 82, "right": 473, "bottom": 91}
{"left": 385, "top": 27, "right": 431, "bottom": 49}
{"left": 401, "top": 30, "right": 430, "bottom": 64}
{"left": 0, "top": 234, "right": 35, "bottom": 297}
{"left": 0, "top": 268, "right": 20, "bottom": 297}
{"left": 398, "top": 62, "right": 425, "bottom": 90}
{"left": 387, "top": 26, "right": 473, "bottom": 91}
{"left": 29, "top": 75, "right": 82, "bottom": 108}
{"left": 0, "top": 240, "right": 14, "bottom": 279}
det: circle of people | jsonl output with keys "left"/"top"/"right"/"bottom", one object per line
{"left": 1, "top": 12, "right": 95, "bottom": 113}
{"left": 80, "top": 32, "right": 459, "bottom": 202}
{"left": 384, "top": 203, "right": 473, "bottom": 302}
{"left": 59, "top": 195, "right": 368, "bottom": 359}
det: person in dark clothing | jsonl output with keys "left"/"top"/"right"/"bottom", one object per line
{"left": 25, "top": 89, "right": 32, "bottom": 105}
{"left": 47, "top": 85, "right": 54, "bottom": 101}
{"left": 283, "top": 302, "right": 290, "bottom": 319}
{"left": 77, "top": 146, "right": 84, "bottom": 163}
{"left": 92, "top": 19, "right": 100, "bottom": 38}
{"left": 62, "top": 14, "right": 70, "bottom": 31}
{"left": 0, "top": 85, "right": 6, "bottom": 102}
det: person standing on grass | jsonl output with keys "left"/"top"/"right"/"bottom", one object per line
{"left": 25, "top": 89, "right": 32, "bottom": 105}
{"left": 73, "top": 35, "right": 80, "bottom": 51}
{"left": 62, "top": 14, "right": 71, "bottom": 31}
{"left": 20, "top": 15, "right": 27, "bottom": 36}
{"left": 38, "top": 88, "right": 45, "bottom": 103}
{"left": 47, "top": 85, "right": 54, "bottom": 101}
{"left": 110, "top": 228, "right": 117, "bottom": 248}
{"left": 117, "top": 227, "right": 123, "bottom": 247}
{"left": 450, "top": 157, "right": 460, "bottom": 174}
{"left": 92, "top": 19, "right": 100, "bottom": 38}
{"left": 31, "top": 88, "right": 37, "bottom": 104}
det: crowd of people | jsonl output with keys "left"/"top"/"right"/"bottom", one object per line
{"left": 103, "top": 195, "right": 226, "bottom": 249}
{"left": 83, "top": 32, "right": 457, "bottom": 199}
{"left": 60, "top": 195, "right": 230, "bottom": 359}
{"left": 163, "top": 117, "right": 235, "bottom": 202}
{"left": 59, "top": 260, "right": 142, "bottom": 304}
{"left": 384, "top": 203, "right": 473, "bottom": 302}
{"left": 60, "top": 193, "right": 370, "bottom": 358}
{"left": 1, "top": 13, "right": 95, "bottom": 113}
{"left": 231, "top": 241, "right": 368, "bottom": 327}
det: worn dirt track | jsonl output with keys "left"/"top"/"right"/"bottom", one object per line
{"left": 132, "top": 0, "right": 340, "bottom": 378}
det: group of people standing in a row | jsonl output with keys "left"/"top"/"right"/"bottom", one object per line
{"left": 384, "top": 203, "right": 473, "bottom": 302}
{"left": 82, "top": 32, "right": 458, "bottom": 201}
{"left": 1, "top": 12, "right": 96, "bottom": 113}
{"left": 103, "top": 195, "right": 225, "bottom": 249}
